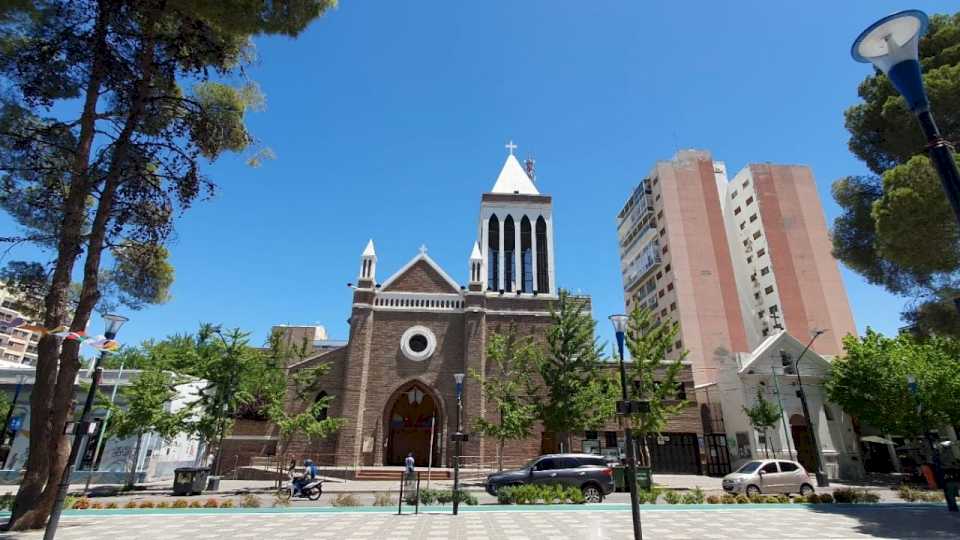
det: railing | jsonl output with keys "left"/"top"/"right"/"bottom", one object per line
{"left": 372, "top": 292, "right": 464, "bottom": 311}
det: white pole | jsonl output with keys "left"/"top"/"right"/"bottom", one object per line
{"left": 426, "top": 415, "right": 435, "bottom": 491}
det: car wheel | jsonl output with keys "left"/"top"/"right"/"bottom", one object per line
{"left": 800, "top": 484, "right": 815, "bottom": 496}
{"left": 745, "top": 485, "right": 761, "bottom": 497}
{"left": 581, "top": 484, "right": 603, "bottom": 503}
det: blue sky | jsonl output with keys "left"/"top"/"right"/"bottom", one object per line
{"left": 4, "top": 1, "right": 956, "bottom": 350}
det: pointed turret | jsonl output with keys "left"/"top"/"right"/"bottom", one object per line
{"left": 491, "top": 154, "right": 539, "bottom": 195}
{"left": 469, "top": 242, "right": 483, "bottom": 288}
{"left": 358, "top": 239, "right": 377, "bottom": 286}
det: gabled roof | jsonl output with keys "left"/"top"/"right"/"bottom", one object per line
{"left": 380, "top": 246, "right": 462, "bottom": 294}
{"left": 469, "top": 242, "right": 482, "bottom": 261}
{"left": 738, "top": 330, "right": 832, "bottom": 375}
{"left": 362, "top": 239, "right": 376, "bottom": 258}
{"left": 491, "top": 154, "right": 539, "bottom": 195}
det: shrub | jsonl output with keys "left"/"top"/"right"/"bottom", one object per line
{"left": 663, "top": 490, "right": 682, "bottom": 505}
{"left": 239, "top": 494, "right": 260, "bottom": 508}
{"left": 220, "top": 499, "right": 235, "bottom": 508}
{"left": 898, "top": 485, "right": 918, "bottom": 502}
{"left": 832, "top": 488, "right": 855, "bottom": 503}
{"left": 541, "top": 484, "right": 562, "bottom": 504}
{"left": 124, "top": 500, "right": 138, "bottom": 509}
{"left": 138, "top": 500, "right": 155, "bottom": 508}
{"left": 189, "top": 500, "right": 202, "bottom": 508}
{"left": 735, "top": 494, "right": 750, "bottom": 504}
{"left": 373, "top": 492, "right": 394, "bottom": 506}
{"left": 706, "top": 495, "right": 720, "bottom": 504}
{"left": 774, "top": 495, "right": 790, "bottom": 504}
{"left": 90, "top": 502, "right": 104, "bottom": 510}
{"left": 332, "top": 494, "right": 360, "bottom": 507}
{"left": 818, "top": 493, "right": 834, "bottom": 504}
{"left": 689, "top": 487, "right": 705, "bottom": 504}
{"left": 721, "top": 494, "right": 737, "bottom": 504}
{"left": 748, "top": 494, "right": 764, "bottom": 504}
{"left": 921, "top": 491, "right": 945, "bottom": 502}
{"left": 0, "top": 494, "right": 15, "bottom": 511}
{"left": 172, "top": 499, "right": 188, "bottom": 508}
{"left": 454, "top": 490, "right": 478, "bottom": 506}
{"left": 805, "top": 494, "right": 820, "bottom": 504}
{"left": 105, "top": 502, "right": 118, "bottom": 509}
{"left": 72, "top": 498, "right": 91, "bottom": 510}
{"left": 496, "top": 486, "right": 515, "bottom": 504}
{"left": 203, "top": 498, "right": 219, "bottom": 508}
{"left": 566, "top": 487, "right": 586, "bottom": 504}
{"left": 637, "top": 488, "right": 660, "bottom": 504}
{"left": 156, "top": 501, "right": 170, "bottom": 508}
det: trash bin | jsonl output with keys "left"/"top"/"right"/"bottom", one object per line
{"left": 173, "top": 467, "right": 210, "bottom": 496}
{"left": 206, "top": 475, "right": 221, "bottom": 492}
{"left": 613, "top": 466, "right": 653, "bottom": 492}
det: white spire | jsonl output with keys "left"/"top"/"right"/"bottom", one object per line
{"left": 491, "top": 154, "right": 539, "bottom": 195}
{"left": 469, "top": 241, "right": 482, "bottom": 261}
{"left": 362, "top": 239, "right": 376, "bottom": 258}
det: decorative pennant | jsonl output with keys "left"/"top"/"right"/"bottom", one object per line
{"left": 84, "top": 337, "right": 120, "bottom": 352}
{"left": 0, "top": 317, "right": 26, "bottom": 330}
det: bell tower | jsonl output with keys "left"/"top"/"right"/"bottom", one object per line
{"left": 358, "top": 239, "right": 376, "bottom": 287}
{"left": 478, "top": 142, "right": 556, "bottom": 296}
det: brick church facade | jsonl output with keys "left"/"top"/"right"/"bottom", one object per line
{"left": 223, "top": 151, "right": 704, "bottom": 473}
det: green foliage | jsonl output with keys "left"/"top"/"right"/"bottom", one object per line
{"left": 804, "top": 493, "right": 820, "bottom": 504}
{"left": 471, "top": 331, "right": 538, "bottom": 470}
{"left": 825, "top": 330, "right": 960, "bottom": 437}
{"left": 110, "top": 367, "right": 189, "bottom": 441}
{"left": 684, "top": 487, "right": 705, "bottom": 504}
{"left": 535, "top": 291, "right": 617, "bottom": 448}
{"left": 636, "top": 488, "right": 661, "bottom": 504}
{"left": 622, "top": 306, "right": 689, "bottom": 464}
{"left": 0, "top": 493, "right": 14, "bottom": 511}
{"left": 833, "top": 11, "right": 960, "bottom": 335}
{"left": 721, "top": 494, "right": 737, "bottom": 504}
{"left": 743, "top": 387, "right": 782, "bottom": 457}
{"left": 833, "top": 488, "right": 880, "bottom": 503}
{"left": 898, "top": 485, "right": 946, "bottom": 502}
{"left": 662, "top": 490, "right": 681, "bottom": 504}
{"left": 494, "top": 484, "right": 587, "bottom": 505}
{"left": 818, "top": 493, "right": 834, "bottom": 504}
{"left": 735, "top": 494, "right": 750, "bottom": 504}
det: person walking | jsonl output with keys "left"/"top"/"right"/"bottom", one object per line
{"left": 404, "top": 452, "right": 415, "bottom": 491}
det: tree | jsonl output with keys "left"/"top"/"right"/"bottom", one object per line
{"left": 832, "top": 11, "right": 960, "bottom": 336}
{"left": 621, "top": 307, "right": 688, "bottom": 466}
{"left": 470, "top": 331, "right": 538, "bottom": 471}
{"left": 536, "top": 290, "right": 617, "bottom": 452}
{"left": 0, "top": 1, "right": 335, "bottom": 529}
{"left": 825, "top": 330, "right": 960, "bottom": 440}
{"left": 742, "top": 388, "right": 781, "bottom": 458}
{"left": 107, "top": 367, "right": 189, "bottom": 488}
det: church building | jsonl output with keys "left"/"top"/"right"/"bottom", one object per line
{"left": 283, "top": 149, "right": 568, "bottom": 468}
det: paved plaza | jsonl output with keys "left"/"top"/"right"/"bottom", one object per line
{"left": 2, "top": 505, "right": 958, "bottom": 540}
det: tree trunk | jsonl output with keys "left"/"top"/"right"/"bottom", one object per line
{"left": 126, "top": 433, "right": 145, "bottom": 489}
{"left": 497, "top": 438, "right": 504, "bottom": 472}
{"left": 8, "top": 5, "right": 162, "bottom": 529}
{"left": 6, "top": 2, "right": 112, "bottom": 530}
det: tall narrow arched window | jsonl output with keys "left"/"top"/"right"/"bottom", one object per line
{"left": 521, "top": 216, "right": 533, "bottom": 292}
{"left": 487, "top": 215, "right": 499, "bottom": 290}
{"left": 313, "top": 391, "right": 329, "bottom": 421}
{"left": 536, "top": 216, "right": 549, "bottom": 293}
{"left": 503, "top": 216, "right": 515, "bottom": 292}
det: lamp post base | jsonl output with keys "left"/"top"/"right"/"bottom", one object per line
{"left": 815, "top": 471, "right": 829, "bottom": 488}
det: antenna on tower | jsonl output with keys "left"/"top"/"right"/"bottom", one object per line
{"left": 524, "top": 153, "right": 536, "bottom": 181}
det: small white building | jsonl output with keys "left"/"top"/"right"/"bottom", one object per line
{"left": 701, "top": 331, "right": 865, "bottom": 480}
{"left": 0, "top": 365, "right": 204, "bottom": 484}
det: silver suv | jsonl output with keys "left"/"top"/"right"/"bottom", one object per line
{"left": 722, "top": 459, "right": 815, "bottom": 496}
{"left": 485, "top": 454, "right": 616, "bottom": 502}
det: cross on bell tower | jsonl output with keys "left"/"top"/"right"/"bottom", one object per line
{"left": 505, "top": 140, "right": 517, "bottom": 156}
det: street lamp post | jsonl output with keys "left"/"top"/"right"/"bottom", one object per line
{"left": 610, "top": 314, "right": 643, "bottom": 540}
{"left": 780, "top": 329, "right": 828, "bottom": 487}
{"left": 45, "top": 313, "right": 128, "bottom": 540}
{"left": 451, "top": 373, "right": 467, "bottom": 516}
{"left": 852, "top": 10, "right": 960, "bottom": 228}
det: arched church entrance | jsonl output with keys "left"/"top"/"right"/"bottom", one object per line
{"left": 384, "top": 381, "right": 442, "bottom": 466}
{"left": 790, "top": 414, "right": 816, "bottom": 472}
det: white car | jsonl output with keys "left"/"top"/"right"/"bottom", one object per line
{"left": 722, "top": 459, "right": 815, "bottom": 496}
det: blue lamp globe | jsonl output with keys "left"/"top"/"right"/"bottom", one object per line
{"left": 851, "top": 10, "right": 930, "bottom": 113}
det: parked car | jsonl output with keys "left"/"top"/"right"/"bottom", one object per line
{"left": 722, "top": 459, "right": 815, "bottom": 496}
{"left": 485, "top": 454, "right": 616, "bottom": 502}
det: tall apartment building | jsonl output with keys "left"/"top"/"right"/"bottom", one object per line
{"left": 720, "top": 164, "right": 856, "bottom": 356}
{"left": 617, "top": 150, "right": 747, "bottom": 387}
{"left": 0, "top": 288, "right": 39, "bottom": 365}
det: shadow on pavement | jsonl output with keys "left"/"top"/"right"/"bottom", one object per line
{"left": 808, "top": 504, "right": 960, "bottom": 539}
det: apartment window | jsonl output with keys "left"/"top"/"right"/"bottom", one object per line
{"left": 675, "top": 340, "right": 682, "bottom": 350}
{"left": 746, "top": 256, "right": 753, "bottom": 264}
{"left": 658, "top": 289, "right": 665, "bottom": 298}
{"left": 664, "top": 264, "right": 671, "bottom": 272}
{"left": 760, "top": 266, "right": 770, "bottom": 276}
{"left": 758, "top": 311, "right": 765, "bottom": 319}
{"left": 769, "top": 305, "right": 779, "bottom": 314}
{"left": 749, "top": 213, "right": 757, "bottom": 223}
{"left": 605, "top": 431, "right": 618, "bottom": 447}
{"left": 676, "top": 382, "right": 687, "bottom": 401}
{"left": 657, "top": 210, "right": 663, "bottom": 219}
{"left": 764, "top": 285, "right": 774, "bottom": 295}
{"left": 742, "top": 180, "right": 749, "bottom": 188}
{"left": 731, "top": 190, "right": 738, "bottom": 199}
{"left": 739, "top": 222, "right": 746, "bottom": 230}
{"left": 757, "top": 248, "right": 766, "bottom": 257}
{"left": 670, "top": 302, "right": 677, "bottom": 312}
{"left": 656, "top": 271, "right": 663, "bottom": 281}
{"left": 585, "top": 431, "right": 598, "bottom": 440}
{"left": 742, "top": 239, "right": 749, "bottom": 247}
{"left": 652, "top": 177, "right": 659, "bottom": 186}
{"left": 666, "top": 282, "right": 674, "bottom": 291}
{"left": 655, "top": 194, "right": 661, "bottom": 201}
{"left": 746, "top": 196, "right": 754, "bottom": 206}
{"left": 666, "top": 345, "right": 673, "bottom": 353}
{"left": 762, "top": 327, "right": 770, "bottom": 337}
{"left": 662, "top": 244, "right": 669, "bottom": 254}
{"left": 750, "top": 273, "right": 757, "bottom": 282}
{"left": 660, "top": 308, "right": 668, "bottom": 317}
{"left": 734, "top": 206, "right": 742, "bottom": 215}
{"left": 754, "top": 292, "right": 761, "bottom": 300}
{"left": 660, "top": 228, "right": 666, "bottom": 237}
{"left": 752, "top": 230, "right": 762, "bottom": 240}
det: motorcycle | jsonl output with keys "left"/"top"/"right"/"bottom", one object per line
{"left": 278, "top": 475, "right": 324, "bottom": 501}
